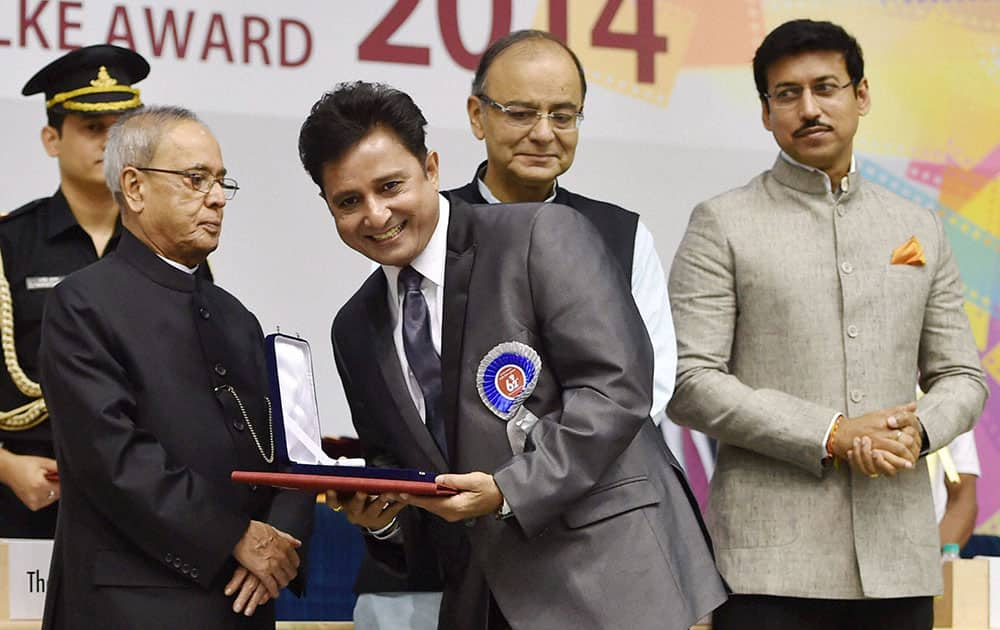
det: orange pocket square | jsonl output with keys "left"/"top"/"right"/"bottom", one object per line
{"left": 890, "top": 236, "right": 926, "bottom": 266}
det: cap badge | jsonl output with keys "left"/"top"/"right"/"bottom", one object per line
{"left": 90, "top": 66, "right": 119, "bottom": 89}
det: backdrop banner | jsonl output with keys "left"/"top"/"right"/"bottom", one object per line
{"left": 1, "top": 0, "right": 997, "bottom": 532}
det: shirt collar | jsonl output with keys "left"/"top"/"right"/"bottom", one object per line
{"left": 381, "top": 193, "right": 449, "bottom": 293}
{"left": 45, "top": 189, "right": 77, "bottom": 239}
{"left": 45, "top": 188, "right": 124, "bottom": 244}
{"left": 476, "top": 163, "right": 558, "bottom": 204}
{"left": 156, "top": 253, "right": 199, "bottom": 274}
{"left": 116, "top": 229, "right": 197, "bottom": 293}
{"left": 779, "top": 151, "right": 857, "bottom": 195}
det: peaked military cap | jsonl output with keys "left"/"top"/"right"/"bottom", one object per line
{"left": 21, "top": 44, "right": 149, "bottom": 115}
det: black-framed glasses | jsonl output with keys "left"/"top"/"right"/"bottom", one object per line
{"left": 136, "top": 167, "right": 240, "bottom": 200}
{"left": 764, "top": 80, "right": 855, "bottom": 109}
{"left": 477, "top": 94, "right": 584, "bottom": 130}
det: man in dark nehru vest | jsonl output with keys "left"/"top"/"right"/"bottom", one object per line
{"left": 0, "top": 45, "right": 213, "bottom": 539}
{"left": 351, "top": 29, "right": 685, "bottom": 628}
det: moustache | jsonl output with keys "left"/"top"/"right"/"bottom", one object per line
{"left": 794, "top": 121, "right": 833, "bottom": 137}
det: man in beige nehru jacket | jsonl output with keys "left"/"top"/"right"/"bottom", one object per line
{"left": 668, "top": 18, "right": 986, "bottom": 630}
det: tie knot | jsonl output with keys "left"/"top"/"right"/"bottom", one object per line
{"left": 399, "top": 266, "right": 423, "bottom": 292}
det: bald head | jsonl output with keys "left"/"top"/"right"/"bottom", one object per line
{"left": 471, "top": 29, "right": 586, "bottom": 102}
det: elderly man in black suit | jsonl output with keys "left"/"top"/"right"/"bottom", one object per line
{"left": 39, "top": 106, "right": 313, "bottom": 629}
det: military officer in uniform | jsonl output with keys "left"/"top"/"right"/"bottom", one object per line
{"left": 0, "top": 45, "right": 209, "bottom": 538}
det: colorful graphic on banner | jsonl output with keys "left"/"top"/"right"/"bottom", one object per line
{"left": 723, "top": 2, "right": 998, "bottom": 533}
{"left": 527, "top": 0, "right": 1000, "bottom": 531}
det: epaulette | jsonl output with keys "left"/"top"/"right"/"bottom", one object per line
{"left": 0, "top": 197, "right": 48, "bottom": 223}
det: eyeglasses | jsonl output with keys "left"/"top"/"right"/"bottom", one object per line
{"left": 477, "top": 94, "right": 584, "bottom": 130}
{"left": 136, "top": 167, "right": 240, "bottom": 200}
{"left": 764, "top": 80, "right": 855, "bottom": 109}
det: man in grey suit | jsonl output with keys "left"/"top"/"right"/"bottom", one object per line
{"left": 353, "top": 29, "right": 689, "bottom": 629}
{"left": 668, "top": 19, "right": 987, "bottom": 630}
{"left": 299, "top": 81, "right": 727, "bottom": 629}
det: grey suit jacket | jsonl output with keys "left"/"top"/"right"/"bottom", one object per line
{"left": 667, "top": 156, "right": 987, "bottom": 599}
{"left": 333, "top": 197, "right": 727, "bottom": 629}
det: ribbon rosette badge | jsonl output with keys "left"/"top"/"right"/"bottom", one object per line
{"left": 476, "top": 342, "right": 541, "bottom": 422}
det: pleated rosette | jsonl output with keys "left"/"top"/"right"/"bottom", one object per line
{"left": 476, "top": 341, "right": 541, "bottom": 421}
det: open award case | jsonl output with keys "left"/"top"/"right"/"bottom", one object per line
{"left": 230, "top": 333, "right": 455, "bottom": 496}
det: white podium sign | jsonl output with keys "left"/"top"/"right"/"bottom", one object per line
{"left": 990, "top": 557, "right": 1000, "bottom": 629}
{"left": 0, "top": 539, "right": 53, "bottom": 621}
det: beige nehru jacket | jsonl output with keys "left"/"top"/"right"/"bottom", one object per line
{"left": 668, "top": 156, "right": 987, "bottom": 599}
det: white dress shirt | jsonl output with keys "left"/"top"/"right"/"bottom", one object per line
{"left": 356, "top": 195, "right": 449, "bottom": 622}
{"left": 475, "top": 177, "right": 676, "bottom": 421}
{"left": 932, "top": 430, "right": 981, "bottom": 523}
{"left": 380, "top": 194, "right": 450, "bottom": 422}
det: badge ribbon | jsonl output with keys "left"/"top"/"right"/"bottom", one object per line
{"left": 476, "top": 342, "right": 542, "bottom": 454}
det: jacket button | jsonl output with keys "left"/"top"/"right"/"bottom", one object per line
{"left": 850, "top": 390, "right": 864, "bottom": 403}
{"left": 840, "top": 261, "right": 854, "bottom": 274}
{"left": 181, "top": 563, "right": 190, "bottom": 574}
{"left": 214, "top": 364, "right": 227, "bottom": 376}
{"left": 199, "top": 307, "right": 210, "bottom": 319}
{"left": 165, "top": 553, "right": 173, "bottom": 563}
{"left": 847, "top": 325, "right": 859, "bottom": 338}
{"left": 232, "top": 420, "right": 245, "bottom": 431}
{"left": 173, "top": 558, "right": 182, "bottom": 569}
{"left": 190, "top": 568, "right": 200, "bottom": 579}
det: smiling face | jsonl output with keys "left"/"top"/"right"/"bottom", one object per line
{"left": 321, "top": 127, "right": 440, "bottom": 268}
{"left": 468, "top": 40, "right": 582, "bottom": 202}
{"left": 42, "top": 113, "right": 120, "bottom": 190}
{"left": 125, "top": 121, "right": 227, "bottom": 267}
{"left": 762, "top": 50, "right": 870, "bottom": 181}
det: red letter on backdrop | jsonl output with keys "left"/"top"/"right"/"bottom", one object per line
{"left": 243, "top": 15, "right": 271, "bottom": 65}
{"left": 145, "top": 8, "right": 195, "bottom": 58}
{"left": 105, "top": 5, "right": 136, "bottom": 50}
{"left": 280, "top": 18, "right": 310, "bottom": 67}
{"left": 20, "top": 0, "right": 50, "bottom": 48}
{"left": 58, "top": 1, "right": 82, "bottom": 50}
{"left": 591, "top": 0, "right": 666, "bottom": 84}
{"left": 437, "top": 0, "right": 511, "bottom": 70}
{"left": 201, "top": 13, "right": 234, "bottom": 62}
{"left": 358, "top": 0, "right": 429, "bottom": 65}
{"left": 547, "top": 0, "right": 568, "bottom": 43}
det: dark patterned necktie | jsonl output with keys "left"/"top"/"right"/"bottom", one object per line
{"left": 399, "top": 266, "right": 448, "bottom": 460}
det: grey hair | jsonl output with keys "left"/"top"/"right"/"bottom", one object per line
{"left": 104, "top": 105, "right": 202, "bottom": 209}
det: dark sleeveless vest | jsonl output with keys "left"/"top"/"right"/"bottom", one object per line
{"left": 444, "top": 162, "right": 638, "bottom": 282}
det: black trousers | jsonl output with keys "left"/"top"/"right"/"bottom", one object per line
{"left": 712, "top": 594, "right": 933, "bottom": 630}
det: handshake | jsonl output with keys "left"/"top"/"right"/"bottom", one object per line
{"left": 828, "top": 402, "right": 923, "bottom": 478}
